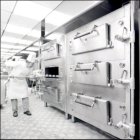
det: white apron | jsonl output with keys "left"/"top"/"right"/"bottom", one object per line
{"left": 5, "top": 60, "right": 31, "bottom": 99}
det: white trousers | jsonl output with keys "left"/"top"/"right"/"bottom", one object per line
{"left": 11, "top": 97, "right": 29, "bottom": 112}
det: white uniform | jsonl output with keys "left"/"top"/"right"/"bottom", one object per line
{"left": 5, "top": 59, "right": 31, "bottom": 99}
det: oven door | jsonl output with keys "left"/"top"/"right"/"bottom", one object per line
{"left": 41, "top": 43, "right": 60, "bottom": 60}
{"left": 70, "top": 62, "right": 111, "bottom": 86}
{"left": 72, "top": 23, "right": 111, "bottom": 55}
{"left": 71, "top": 93, "right": 110, "bottom": 125}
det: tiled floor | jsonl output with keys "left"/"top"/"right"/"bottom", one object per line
{"left": 1, "top": 94, "right": 111, "bottom": 139}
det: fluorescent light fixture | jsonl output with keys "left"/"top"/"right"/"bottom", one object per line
{"left": 5, "top": 24, "right": 31, "bottom": 35}
{"left": 1, "top": 36, "right": 33, "bottom": 45}
{"left": 1, "top": 44, "right": 25, "bottom": 49}
{"left": 1, "top": 47, "right": 21, "bottom": 51}
{"left": 28, "top": 30, "right": 41, "bottom": 38}
{"left": 1, "top": 36, "right": 19, "bottom": 43}
{"left": 1, "top": 48, "right": 12, "bottom": 51}
{"left": 17, "top": 39, "right": 33, "bottom": 45}
{"left": 1, "top": 49, "right": 19, "bottom": 53}
{"left": 13, "top": 1, "right": 51, "bottom": 21}
{"left": 1, "top": 55, "right": 11, "bottom": 59}
{"left": 5, "top": 23, "right": 41, "bottom": 39}
{"left": 1, "top": 53, "right": 13, "bottom": 56}
{"left": 46, "top": 11, "right": 72, "bottom": 26}
{"left": 1, "top": 52, "right": 15, "bottom": 55}
{"left": 26, "top": 47, "right": 39, "bottom": 51}
{"left": 1, "top": 54, "right": 10, "bottom": 57}
{"left": 20, "top": 51, "right": 32, "bottom": 54}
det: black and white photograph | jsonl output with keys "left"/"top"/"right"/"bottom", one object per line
{"left": 0, "top": 0, "right": 139, "bottom": 139}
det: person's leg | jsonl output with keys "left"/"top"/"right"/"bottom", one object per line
{"left": 11, "top": 99, "right": 18, "bottom": 117}
{"left": 22, "top": 97, "right": 32, "bottom": 115}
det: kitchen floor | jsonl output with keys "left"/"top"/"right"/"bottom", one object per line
{"left": 1, "top": 93, "right": 112, "bottom": 139}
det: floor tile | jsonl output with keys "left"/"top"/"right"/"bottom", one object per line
{"left": 1, "top": 94, "right": 111, "bottom": 139}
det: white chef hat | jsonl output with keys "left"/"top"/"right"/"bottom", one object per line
{"left": 26, "top": 52, "right": 36, "bottom": 63}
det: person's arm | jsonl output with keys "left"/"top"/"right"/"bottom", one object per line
{"left": 25, "top": 66, "right": 35, "bottom": 79}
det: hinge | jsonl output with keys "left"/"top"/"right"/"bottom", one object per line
{"left": 109, "top": 77, "right": 135, "bottom": 90}
{"left": 129, "top": 30, "right": 135, "bottom": 43}
{"left": 129, "top": 123, "right": 135, "bottom": 138}
{"left": 115, "top": 122, "right": 135, "bottom": 138}
{"left": 130, "top": 77, "right": 135, "bottom": 90}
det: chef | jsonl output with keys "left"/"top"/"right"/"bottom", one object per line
{"left": 5, "top": 52, "right": 36, "bottom": 117}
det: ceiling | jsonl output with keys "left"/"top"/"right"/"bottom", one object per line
{"left": 1, "top": 1, "right": 101, "bottom": 61}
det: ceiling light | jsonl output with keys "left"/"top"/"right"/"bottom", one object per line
{"left": 20, "top": 50, "right": 32, "bottom": 54}
{"left": 1, "top": 36, "right": 19, "bottom": 43}
{"left": 1, "top": 52, "right": 15, "bottom": 55}
{"left": 46, "top": 11, "right": 72, "bottom": 26}
{"left": 1, "top": 55, "right": 11, "bottom": 59}
{"left": 17, "top": 39, "right": 33, "bottom": 45}
{"left": 1, "top": 44, "right": 25, "bottom": 49}
{"left": 1, "top": 47, "right": 21, "bottom": 51}
{"left": 1, "top": 36, "right": 33, "bottom": 45}
{"left": 1, "top": 54, "right": 11, "bottom": 56}
{"left": 1, "top": 49, "right": 19, "bottom": 53}
{"left": 26, "top": 47, "right": 39, "bottom": 51}
{"left": 5, "top": 23, "right": 41, "bottom": 39}
{"left": 28, "top": 30, "right": 41, "bottom": 38}
{"left": 5, "top": 24, "right": 30, "bottom": 35}
{"left": 13, "top": 1, "right": 51, "bottom": 21}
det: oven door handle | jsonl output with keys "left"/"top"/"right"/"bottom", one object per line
{"left": 74, "top": 25, "right": 98, "bottom": 40}
{"left": 72, "top": 93, "right": 96, "bottom": 108}
{"left": 74, "top": 63, "right": 97, "bottom": 71}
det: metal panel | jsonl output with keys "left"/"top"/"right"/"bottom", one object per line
{"left": 70, "top": 62, "right": 110, "bottom": 86}
{"left": 40, "top": 33, "right": 66, "bottom": 112}
{"left": 72, "top": 24, "right": 111, "bottom": 54}
{"left": 46, "top": 87, "right": 59, "bottom": 102}
{"left": 66, "top": 3, "right": 133, "bottom": 139}
{"left": 71, "top": 93, "right": 110, "bottom": 125}
{"left": 41, "top": 40, "right": 60, "bottom": 60}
